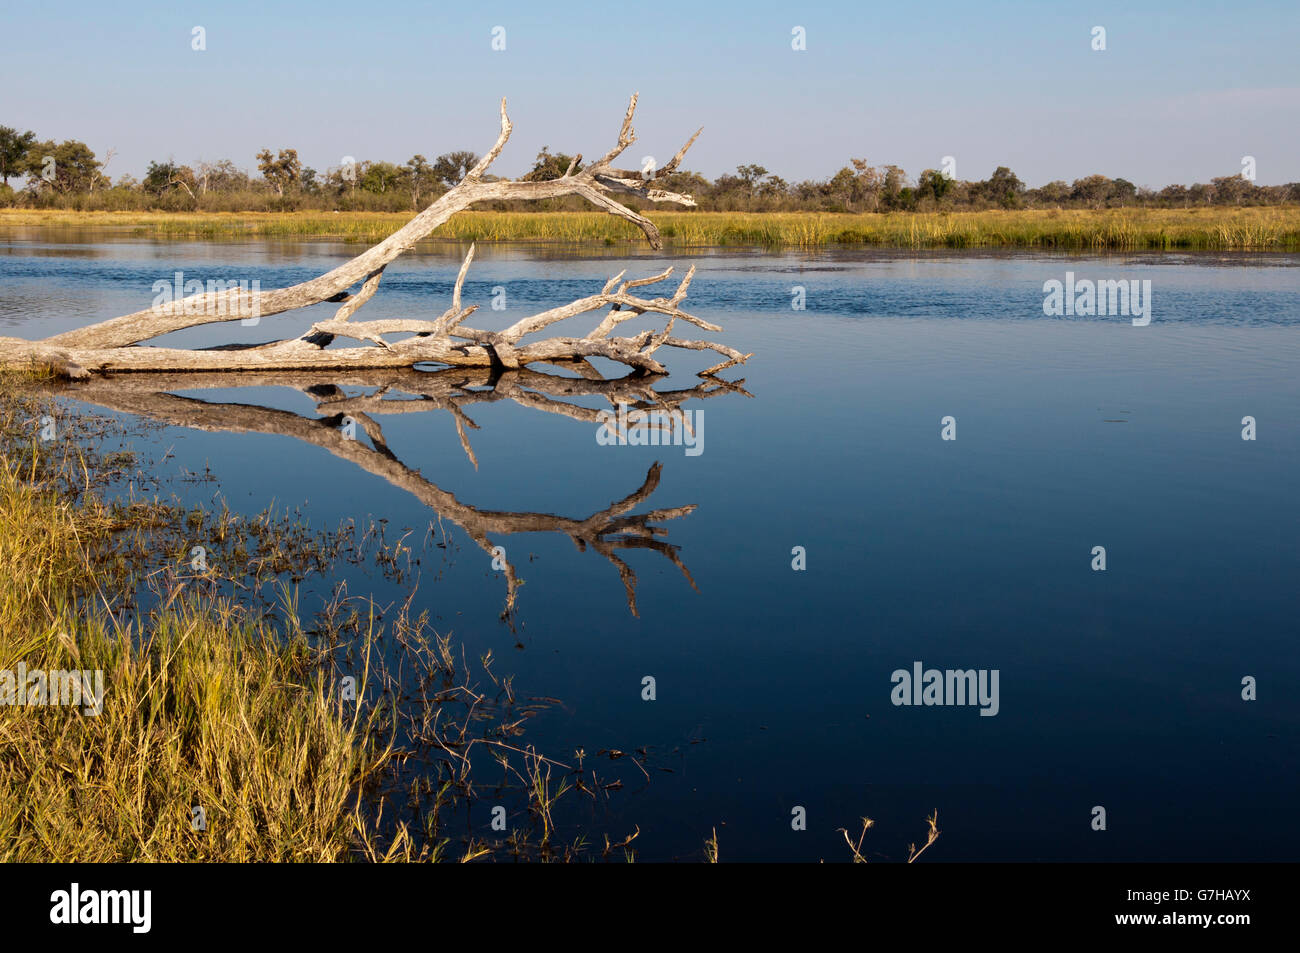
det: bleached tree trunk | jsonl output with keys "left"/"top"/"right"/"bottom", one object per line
{"left": 2, "top": 96, "right": 748, "bottom": 381}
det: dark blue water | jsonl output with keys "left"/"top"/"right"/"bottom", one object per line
{"left": 3, "top": 234, "right": 1297, "bottom": 861}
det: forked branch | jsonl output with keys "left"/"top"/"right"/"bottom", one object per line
{"left": 0, "top": 95, "right": 748, "bottom": 381}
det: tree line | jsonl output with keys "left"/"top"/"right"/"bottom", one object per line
{"left": 2, "top": 125, "right": 1296, "bottom": 214}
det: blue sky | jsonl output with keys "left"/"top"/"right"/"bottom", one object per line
{"left": 2, "top": 0, "right": 1298, "bottom": 186}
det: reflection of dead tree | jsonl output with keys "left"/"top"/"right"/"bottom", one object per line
{"left": 1, "top": 96, "right": 750, "bottom": 380}
{"left": 57, "top": 366, "right": 750, "bottom": 616}
{"left": 303, "top": 365, "right": 751, "bottom": 468}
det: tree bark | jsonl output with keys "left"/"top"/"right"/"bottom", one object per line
{"left": 2, "top": 96, "right": 747, "bottom": 381}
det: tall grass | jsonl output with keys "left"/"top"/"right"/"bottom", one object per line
{"left": 0, "top": 439, "right": 402, "bottom": 861}
{"left": 0, "top": 375, "right": 942, "bottom": 863}
{"left": 4, "top": 206, "right": 1300, "bottom": 249}
{"left": 0, "top": 378, "right": 582, "bottom": 862}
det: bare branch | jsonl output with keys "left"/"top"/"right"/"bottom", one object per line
{"left": 3, "top": 97, "right": 740, "bottom": 380}
{"left": 465, "top": 99, "right": 512, "bottom": 180}
{"left": 334, "top": 267, "right": 385, "bottom": 322}
{"left": 451, "top": 243, "right": 475, "bottom": 314}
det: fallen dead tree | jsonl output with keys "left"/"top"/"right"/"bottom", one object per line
{"left": 0, "top": 96, "right": 750, "bottom": 380}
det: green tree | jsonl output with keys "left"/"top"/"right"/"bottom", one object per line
{"left": 21, "top": 139, "right": 101, "bottom": 192}
{"left": 917, "top": 168, "right": 953, "bottom": 204}
{"left": 1210, "top": 174, "right": 1256, "bottom": 206}
{"left": 659, "top": 170, "right": 710, "bottom": 198}
{"left": 981, "top": 166, "right": 1024, "bottom": 207}
{"left": 0, "top": 127, "right": 36, "bottom": 185}
{"left": 431, "top": 151, "right": 479, "bottom": 188}
{"left": 358, "top": 160, "right": 403, "bottom": 194}
{"left": 256, "top": 148, "right": 302, "bottom": 196}
{"left": 143, "top": 160, "right": 182, "bottom": 195}
{"left": 403, "top": 154, "right": 441, "bottom": 207}
{"left": 1109, "top": 178, "right": 1137, "bottom": 205}
{"left": 1030, "top": 180, "right": 1071, "bottom": 206}
{"left": 1070, "top": 174, "right": 1111, "bottom": 209}
{"left": 879, "top": 164, "right": 910, "bottom": 208}
{"left": 1158, "top": 184, "right": 1189, "bottom": 207}
{"left": 523, "top": 147, "right": 581, "bottom": 181}
{"left": 195, "top": 159, "right": 248, "bottom": 193}
{"left": 143, "top": 160, "right": 198, "bottom": 200}
{"left": 735, "top": 164, "right": 769, "bottom": 194}
{"left": 824, "top": 159, "right": 884, "bottom": 211}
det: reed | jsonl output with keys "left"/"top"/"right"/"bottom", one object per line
{"left": 0, "top": 378, "right": 590, "bottom": 862}
{"left": 4, "top": 206, "right": 1299, "bottom": 249}
{"left": 0, "top": 426, "right": 400, "bottom": 860}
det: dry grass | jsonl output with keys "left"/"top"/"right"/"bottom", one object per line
{"left": 3, "top": 207, "right": 1299, "bottom": 249}
{"left": 0, "top": 374, "right": 940, "bottom": 862}
{"left": 0, "top": 376, "right": 626, "bottom": 862}
{"left": 0, "top": 420, "right": 400, "bottom": 860}
{"left": 838, "top": 811, "right": 941, "bottom": 863}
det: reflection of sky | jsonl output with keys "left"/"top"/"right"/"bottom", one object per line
{"left": 14, "top": 241, "right": 1300, "bottom": 861}
{"left": 4, "top": 238, "right": 1300, "bottom": 338}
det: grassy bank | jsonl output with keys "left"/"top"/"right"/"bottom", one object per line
{"left": 0, "top": 376, "right": 612, "bottom": 862}
{"left": 0, "top": 376, "right": 399, "bottom": 860}
{"left": 0, "top": 376, "right": 933, "bottom": 863}
{"left": 3, "top": 206, "right": 1300, "bottom": 249}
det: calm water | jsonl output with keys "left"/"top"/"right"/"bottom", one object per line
{"left": 3, "top": 233, "right": 1298, "bottom": 861}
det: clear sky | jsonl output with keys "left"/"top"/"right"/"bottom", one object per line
{"left": 2, "top": 0, "right": 1298, "bottom": 187}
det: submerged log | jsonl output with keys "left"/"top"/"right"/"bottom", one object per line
{"left": 2, "top": 97, "right": 749, "bottom": 380}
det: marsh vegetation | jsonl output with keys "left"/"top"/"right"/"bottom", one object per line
{"left": 4, "top": 207, "right": 1297, "bottom": 250}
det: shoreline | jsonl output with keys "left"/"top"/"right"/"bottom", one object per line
{"left": 3, "top": 207, "right": 1299, "bottom": 250}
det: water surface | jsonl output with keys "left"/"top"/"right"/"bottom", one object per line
{"left": 3, "top": 232, "right": 1297, "bottom": 861}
